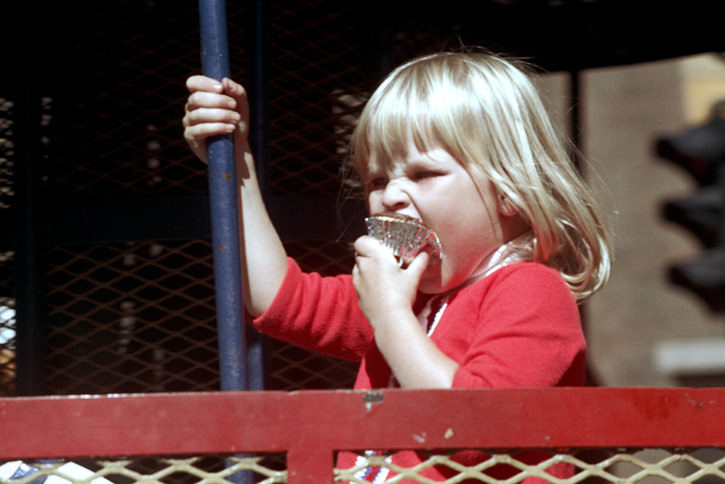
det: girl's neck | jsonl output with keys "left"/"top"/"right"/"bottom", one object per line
{"left": 415, "top": 231, "right": 534, "bottom": 306}
{"left": 451, "top": 231, "right": 534, "bottom": 295}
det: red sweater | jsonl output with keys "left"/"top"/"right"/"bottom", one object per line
{"left": 252, "top": 258, "right": 585, "bottom": 389}
{"left": 251, "top": 258, "right": 585, "bottom": 482}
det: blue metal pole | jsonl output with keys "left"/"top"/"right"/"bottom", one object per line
{"left": 198, "top": 0, "right": 247, "bottom": 393}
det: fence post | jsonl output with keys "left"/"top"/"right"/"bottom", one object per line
{"left": 287, "top": 448, "right": 335, "bottom": 484}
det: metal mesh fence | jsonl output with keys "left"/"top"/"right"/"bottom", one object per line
{"left": 4, "top": 0, "right": 548, "bottom": 397}
{"left": 43, "top": 240, "right": 218, "bottom": 394}
{"left": 2, "top": 448, "right": 725, "bottom": 483}
{"left": 0, "top": 96, "right": 15, "bottom": 397}
{"left": 0, "top": 295, "right": 14, "bottom": 396}
{"left": 338, "top": 448, "right": 725, "bottom": 483}
{"left": 3, "top": 0, "right": 418, "bottom": 396}
{"left": 267, "top": 1, "right": 371, "bottom": 197}
{"left": 43, "top": 3, "right": 208, "bottom": 201}
{"left": 0, "top": 455, "right": 287, "bottom": 484}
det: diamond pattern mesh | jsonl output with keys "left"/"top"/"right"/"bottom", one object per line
{"left": 0, "top": 455, "right": 287, "bottom": 484}
{"left": 0, "top": 296, "right": 14, "bottom": 396}
{"left": 45, "top": 3, "right": 208, "bottom": 201}
{"left": 337, "top": 448, "right": 725, "bottom": 483}
{"left": 267, "top": 1, "right": 370, "bottom": 197}
{"left": 43, "top": 240, "right": 219, "bottom": 394}
{"left": 0, "top": 98, "right": 12, "bottom": 210}
{"left": 3, "top": 0, "right": 416, "bottom": 396}
{"left": 0, "top": 0, "right": 498, "bottom": 396}
{"left": 2, "top": 448, "right": 725, "bottom": 483}
{"left": 0, "top": 96, "right": 15, "bottom": 397}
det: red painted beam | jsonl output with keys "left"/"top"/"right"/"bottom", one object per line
{"left": 1, "top": 388, "right": 724, "bottom": 461}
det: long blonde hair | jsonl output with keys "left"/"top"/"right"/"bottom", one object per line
{"left": 349, "top": 51, "right": 612, "bottom": 300}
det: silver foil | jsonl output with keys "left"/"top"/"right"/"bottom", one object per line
{"left": 365, "top": 215, "right": 442, "bottom": 267}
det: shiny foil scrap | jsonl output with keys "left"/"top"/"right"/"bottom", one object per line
{"left": 365, "top": 215, "right": 442, "bottom": 267}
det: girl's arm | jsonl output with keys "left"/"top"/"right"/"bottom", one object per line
{"left": 353, "top": 236, "right": 460, "bottom": 388}
{"left": 183, "top": 76, "right": 287, "bottom": 317}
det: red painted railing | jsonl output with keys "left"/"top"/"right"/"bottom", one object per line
{"left": 1, "top": 388, "right": 725, "bottom": 483}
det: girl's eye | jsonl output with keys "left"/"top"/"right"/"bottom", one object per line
{"left": 366, "top": 177, "right": 387, "bottom": 190}
{"left": 411, "top": 170, "right": 439, "bottom": 181}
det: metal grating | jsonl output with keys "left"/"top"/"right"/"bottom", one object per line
{"left": 0, "top": 96, "right": 15, "bottom": 397}
{"left": 3, "top": 448, "right": 725, "bottom": 483}
{"left": 1, "top": 0, "right": 379, "bottom": 396}
{"left": 43, "top": 240, "right": 219, "bottom": 394}
{"left": 44, "top": 2, "right": 210, "bottom": 201}
{"left": 0, "top": 455, "right": 287, "bottom": 484}
{"left": 0, "top": 295, "right": 14, "bottom": 397}
{"left": 336, "top": 448, "right": 725, "bottom": 483}
{"left": 3, "top": 0, "right": 487, "bottom": 396}
{"left": 0, "top": 97, "right": 12, "bottom": 210}
{"left": 267, "top": 1, "right": 370, "bottom": 197}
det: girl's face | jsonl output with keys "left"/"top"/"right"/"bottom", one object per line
{"left": 364, "top": 138, "right": 512, "bottom": 294}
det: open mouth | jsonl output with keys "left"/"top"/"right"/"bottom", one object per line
{"left": 364, "top": 214, "right": 442, "bottom": 267}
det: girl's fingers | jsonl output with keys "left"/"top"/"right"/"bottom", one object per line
{"left": 354, "top": 235, "right": 391, "bottom": 260}
{"left": 222, "top": 77, "right": 244, "bottom": 95}
{"left": 405, "top": 250, "right": 430, "bottom": 279}
{"left": 222, "top": 78, "right": 250, "bottom": 121}
{"left": 184, "top": 122, "right": 236, "bottom": 141}
{"left": 186, "top": 90, "right": 237, "bottom": 112}
{"left": 186, "top": 74, "right": 223, "bottom": 93}
{"left": 184, "top": 107, "right": 240, "bottom": 127}
{"left": 183, "top": 75, "right": 246, "bottom": 163}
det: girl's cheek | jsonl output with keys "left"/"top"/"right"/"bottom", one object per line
{"left": 366, "top": 194, "right": 381, "bottom": 214}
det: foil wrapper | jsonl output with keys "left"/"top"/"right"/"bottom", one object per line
{"left": 365, "top": 215, "right": 442, "bottom": 267}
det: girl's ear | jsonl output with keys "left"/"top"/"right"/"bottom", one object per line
{"left": 497, "top": 192, "right": 519, "bottom": 217}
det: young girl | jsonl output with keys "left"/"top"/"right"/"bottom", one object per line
{"left": 183, "top": 51, "right": 612, "bottom": 482}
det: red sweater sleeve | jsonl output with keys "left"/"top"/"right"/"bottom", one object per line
{"left": 449, "top": 263, "right": 586, "bottom": 388}
{"left": 250, "top": 258, "right": 373, "bottom": 361}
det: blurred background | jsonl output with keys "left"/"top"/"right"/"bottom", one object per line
{"left": 574, "top": 54, "right": 725, "bottom": 387}
{"left": 1, "top": 0, "right": 724, "bottom": 396}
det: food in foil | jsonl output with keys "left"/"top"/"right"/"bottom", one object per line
{"left": 365, "top": 215, "right": 442, "bottom": 267}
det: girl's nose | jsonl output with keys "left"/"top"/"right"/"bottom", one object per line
{"left": 381, "top": 180, "right": 410, "bottom": 211}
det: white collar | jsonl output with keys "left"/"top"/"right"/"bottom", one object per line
{"left": 471, "top": 231, "right": 534, "bottom": 282}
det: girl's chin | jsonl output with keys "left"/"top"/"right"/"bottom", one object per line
{"left": 417, "top": 269, "right": 444, "bottom": 295}
{"left": 417, "top": 282, "right": 441, "bottom": 295}
{"left": 417, "top": 262, "right": 472, "bottom": 295}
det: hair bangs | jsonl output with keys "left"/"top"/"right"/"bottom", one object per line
{"left": 351, "top": 61, "right": 459, "bottom": 178}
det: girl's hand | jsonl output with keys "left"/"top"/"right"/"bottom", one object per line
{"left": 182, "top": 76, "right": 250, "bottom": 164}
{"left": 352, "top": 235, "right": 429, "bottom": 331}
{"left": 353, "top": 236, "right": 458, "bottom": 389}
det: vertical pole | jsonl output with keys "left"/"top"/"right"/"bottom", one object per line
{"left": 199, "top": 2, "right": 251, "bottom": 482}
{"left": 244, "top": 0, "right": 269, "bottom": 392}
{"left": 198, "top": 0, "right": 247, "bottom": 393}
{"left": 14, "top": 76, "right": 46, "bottom": 396}
{"left": 14, "top": 8, "right": 46, "bottom": 396}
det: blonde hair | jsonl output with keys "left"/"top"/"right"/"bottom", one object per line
{"left": 349, "top": 51, "right": 612, "bottom": 300}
